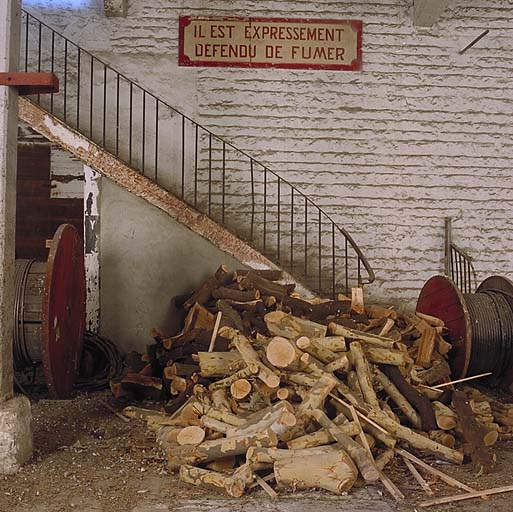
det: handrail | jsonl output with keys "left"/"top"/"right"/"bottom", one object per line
{"left": 444, "top": 218, "right": 477, "bottom": 294}
{"left": 20, "top": 8, "right": 375, "bottom": 297}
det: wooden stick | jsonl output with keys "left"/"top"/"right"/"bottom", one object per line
{"left": 208, "top": 312, "right": 223, "bottom": 352}
{"left": 419, "top": 484, "right": 513, "bottom": 508}
{"left": 396, "top": 449, "right": 475, "bottom": 493}
{"left": 403, "top": 457, "right": 434, "bottom": 496}
{"left": 432, "top": 372, "right": 492, "bottom": 389}
{"left": 99, "top": 399, "right": 130, "bottom": 423}
{"left": 254, "top": 473, "right": 278, "bottom": 498}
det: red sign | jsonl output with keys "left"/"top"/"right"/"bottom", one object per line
{"left": 179, "top": 17, "right": 362, "bottom": 71}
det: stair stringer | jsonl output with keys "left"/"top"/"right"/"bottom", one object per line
{"left": 19, "top": 97, "right": 312, "bottom": 296}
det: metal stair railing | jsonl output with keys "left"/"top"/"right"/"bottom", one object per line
{"left": 20, "top": 9, "right": 374, "bottom": 297}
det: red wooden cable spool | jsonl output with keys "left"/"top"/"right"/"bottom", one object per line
{"left": 417, "top": 275, "right": 513, "bottom": 387}
{"left": 14, "top": 224, "right": 85, "bottom": 398}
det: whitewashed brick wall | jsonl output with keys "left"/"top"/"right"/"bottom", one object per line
{"left": 23, "top": 0, "right": 513, "bottom": 306}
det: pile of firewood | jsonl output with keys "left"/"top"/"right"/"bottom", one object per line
{"left": 111, "top": 265, "right": 513, "bottom": 502}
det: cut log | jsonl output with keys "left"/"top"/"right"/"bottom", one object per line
{"left": 429, "top": 430, "right": 456, "bottom": 448}
{"left": 234, "top": 268, "right": 283, "bottom": 281}
{"left": 212, "top": 287, "right": 260, "bottom": 302}
{"left": 375, "top": 369, "right": 422, "bottom": 429}
{"left": 216, "top": 300, "right": 244, "bottom": 332}
{"left": 415, "top": 311, "right": 444, "bottom": 328}
{"left": 177, "top": 425, "right": 206, "bottom": 446}
{"left": 276, "top": 387, "right": 298, "bottom": 402}
{"left": 208, "top": 366, "right": 258, "bottom": 391}
{"left": 349, "top": 342, "right": 380, "bottom": 409}
{"left": 364, "top": 346, "right": 412, "bottom": 367}
{"left": 232, "top": 333, "right": 280, "bottom": 388}
{"left": 380, "top": 365, "right": 437, "bottom": 432}
{"left": 311, "top": 409, "right": 380, "bottom": 482}
{"left": 264, "top": 311, "right": 327, "bottom": 339}
{"left": 367, "top": 409, "right": 464, "bottom": 464}
{"left": 203, "top": 409, "right": 246, "bottom": 427}
{"left": 265, "top": 336, "right": 299, "bottom": 368}
{"left": 296, "top": 336, "right": 338, "bottom": 364}
{"left": 183, "top": 277, "right": 220, "bottom": 310}
{"left": 328, "top": 323, "right": 395, "bottom": 349}
{"left": 167, "top": 429, "right": 278, "bottom": 471}
{"left": 179, "top": 465, "right": 245, "bottom": 498}
{"left": 239, "top": 271, "right": 294, "bottom": 298}
{"left": 287, "top": 420, "right": 360, "bottom": 450}
{"left": 432, "top": 401, "right": 458, "bottom": 430}
{"left": 452, "top": 390, "right": 495, "bottom": 473}
{"left": 230, "top": 379, "right": 252, "bottom": 400}
{"left": 197, "top": 351, "right": 244, "bottom": 378}
{"left": 274, "top": 445, "right": 358, "bottom": 494}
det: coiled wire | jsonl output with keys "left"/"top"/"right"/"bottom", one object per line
{"left": 464, "top": 290, "right": 513, "bottom": 383}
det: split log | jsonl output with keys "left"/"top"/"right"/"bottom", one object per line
{"left": 264, "top": 311, "right": 327, "bottom": 339}
{"left": 230, "top": 379, "right": 252, "bottom": 400}
{"left": 328, "top": 323, "right": 395, "bottom": 349}
{"left": 416, "top": 327, "right": 437, "bottom": 368}
{"left": 179, "top": 465, "right": 245, "bottom": 498}
{"left": 177, "top": 425, "right": 206, "bottom": 446}
{"left": 296, "top": 336, "right": 338, "bottom": 364}
{"left": 167, "top": 429, "right": 278, "bottom": 471}
{"left": 367, "top": 409, "right": 464, "bottom": 464}
{"left": 351, "top": 287, "right": 365, "bottom": 315}
{"left": 311, "top": 409, "right": 380, "bottom": 482}
{"left": 265, "top": 336, "right": 299, "bottom": 368}
{"left": 375, "top": 369, "right": 422, "bottom": 429}
{"left": 380, "top": 365, "right": 437, "bottom": 432}
{"left": 197, "top": 351, "right": 244, "bottom": 378}
{"left": 432, "top": 401, "right": 458, "bottom": 430}
{"left": 349, "top": 342, "right": 380, "bottom": 409}
{"left": 211, "top": 388, "right": 232, "bottom": 413}
{"left": 232, "top": 333, "right": 280, "bottom": 388}
{"left": 274, "top": 445, "right": 357, "bottom": 494}
{"left": 415, "top": 311, "right": 444, "bottom": 328}
{"left": 452, "top": 390, "right": 495, "bottom": 473}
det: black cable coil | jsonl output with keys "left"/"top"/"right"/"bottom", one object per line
{"left": 75, "top": 331, "right": 124, "bottom": 391}
{"left": 463, "top": 289, "right": 513, "bottom": 384}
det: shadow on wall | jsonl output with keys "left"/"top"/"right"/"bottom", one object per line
{"left": 23, "top": 0, "right": 95, "bottom": 8}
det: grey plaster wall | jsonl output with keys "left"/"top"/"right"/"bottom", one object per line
{"left": 99, "top": 177, "right": 242, "bottom": 353}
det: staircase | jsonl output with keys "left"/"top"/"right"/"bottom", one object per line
{"left": 18, "top": 9, "right": 374, "bottom": 297}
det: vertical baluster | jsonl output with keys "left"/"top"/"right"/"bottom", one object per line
{"left": 154, "top": 99, "right": 159, "bottom": 183}
{"left": 115, "top": 74, "right": 120, "bottom": 157}
{"left": 345, "top": 238, "right": 349, "bottom": 295}
{"left": 181, "top": 116, "right": 185, "bottom": 198}
{"left": 50, "top": 30, "right": 55, "bottom": 113}
{"left": 194, "top": 124, "right": 198, "bottom": 207}
{"left": 290, "top": 187, "right": 294, "bottom": 272}
{"left": 77, "top": 47, "right": 81, "bottom": 130}
{"left": 128, "top": 82, "right": 133, "bottom": 166}
{"left": 102, "top": 64, "right": 107, "bottom": 148}
{"left": 250, "top": 159, "right": 255, "bottom": 241}
{"left": 89, "top": 55, "right": 94, "bottom": 139}
{"left": 37, "top": 21, "right": 42, "bottom": 104}
{"left": 331, "top": 223, "right": 336, "bottom": 299}
{"left": 142, "top": 91, "right": 146, "bottom": 174}
{"left": 304, "top": 196, "right": 308, "bottom": 277}
{"left": 208, "top": 133, "right": 212, "bottom": 216}
{"left": 24, "top": 12, "right": 29, "bottom": 72}
{"left": 318, "top": 210, "right": 322, "bottom": 294}
{"left": 63, "top": 39, "right": 68, "bottom": 121}
{"left": 221, "top": 142, "right": 226, "bottom": 224}
{"left": 277, "top": 177, "right": 281, "bottom": 261}
{"left": 358, "top": 257, "right": 362, "bottom": 286}
{"left": 263, "top": 168, "right": 267, "bottom": 252}
{"left": 462, "top": 253, "right": 467, "bottom": 293}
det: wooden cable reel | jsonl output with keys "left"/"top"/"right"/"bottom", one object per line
{"left": 14, "top": 224, "right": 86, "bottom": 398}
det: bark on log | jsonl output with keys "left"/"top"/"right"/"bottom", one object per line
{"left": 216, "top": 300, "right": 245, "bottom": 332}
{"left": 364, "top": 346, "right": 412, "bottom": 367}
{"left": 208, "top": 366, "right": 258, "bottom": 391}
{"left": 212, "top": 287, "right": 260, "bottom": 302}
{"left": 452, "top": 390, "right": 495, "bottom": 473}
{"left": 367, "top": 409, "right": 464, "bottom": 464}
{"left": 239, "top": 271, "right": 294, "bottom": 298}
{"left": 179, "top": 465, "right": 245, "bottom": 498}
{"left": 324, "top": 355, "right": 350, "bottom": 374}
{"left": 296, "top": 336, "right": 338, "bottom": 363}
{"left": 274, "top": 446, "right": 357, "bottom": 494}
{"left": 183, "top": 277, "right": 220, "bottom": 310}
{"left": 314, "top": 336, "right": 347, "bottom": 352}
{"left": 197, "top": 351, "right": 244, "bottom": 378}
{"left": 375, "top": 369, "right": 422, "bottom": 430}
{"left": 167, "top": 429, "right": 278, "bottom": 471}
{"left": 328, "top": 323, "right": 395, "bottom": 349}
{"left": 429, "top": 430, "right": 456, "bottom": 448}
{"left": 311, "top": 409, "right": 380, "bottom": 482}
{"left": 264, "top": 311, "right": 327, "bottom": 339}
{"left": 287, "top": 420, "right": 360, "bottom": 450}
{"left": 350, "top": 342, "right": 380, "bottom": 410}
{"left": 380, "top": 365, "right": 437, "bottom": 432}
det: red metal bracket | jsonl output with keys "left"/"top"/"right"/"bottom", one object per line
{"left": 0, "top": 72, "right": 59, "bottom": 95}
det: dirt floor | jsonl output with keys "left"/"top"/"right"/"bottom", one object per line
{"left": 1, "top": 390, "right": 513, "bottom": 512}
